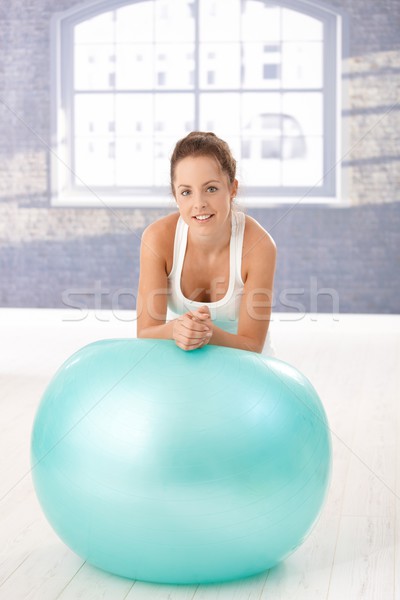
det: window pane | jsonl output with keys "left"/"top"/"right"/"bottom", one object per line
{"left": 241, "top": 152, "right": 281, "bottom": 186}
{"left": 199, "top": 0, "right": 240, "bottom": 42}
{"left": 282, "top": 8, "right": 323, "bottom": 41}
{"left": 116, "top": 44, "right": 154, "bottom": 89}
{"left": 155, "top": 44, "right": 194, "bottom": 89}
{"left": 242, "top": 2, "right": 281, "bottom": 42}
{"left": 241, "top": 92, "right": 282, "bottom": 132}
{"left": 74, "top": 94, "right": 116, "bottom": 186}
{"left": 154, "top": 137, "right": 181, "bottom": 186}
{"left": 114, "top": 94, "right": 194, "bottom": 186}
{"left": 116, "top": 137, "right": 154, "bottom": 186}
{"left": 282, "top": 136, "right": 323, "bottom": 186}
{"left": 154, "top": 93, "right": 194, "bottom": 184}
{"left": 116, "top": 94, "right": 154, "bottom": 136}
{"left": 74, "top": 137, "right": 115, "bottom": 186}
{"left": 241, "top": 93, "right": 282, "bottom": 185}
{"left": 199, "top": 93, "right": 241, "bottom": 138}
{"left": 155, "top": 0, "right": 195, "bottom": 42}
{"left": 282, "top": 92, "right": 323, "bottom": 136}
{"left": 74, "top": 44, "right": 116, "bottom": 91}
{"left": 154, "top": 94, "right": 194, "bottom": 135}
{"left": 75, "top": 94, "right": 115, "bottom": 136}
{"left": 116, "top": 3, "right": 154, "bottom": 43}
{"left": 75, "top": 12, "right": 115, "bottom": 44}
{"left": 199, "top": 43, "right": 241, "bottom": 89}
{"left": 242, "top": 43, "right": 282, "bottom": 89}
{"left": 282, "top": 42, "right": 323, "bottom": 88}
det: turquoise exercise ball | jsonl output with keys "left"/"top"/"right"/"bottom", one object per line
{"left": 31, "top": 339, "right": 331, "bottom": 584}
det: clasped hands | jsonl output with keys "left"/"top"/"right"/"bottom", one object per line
{"left": 172, "top": 306, "right": 213, "bottom": 351}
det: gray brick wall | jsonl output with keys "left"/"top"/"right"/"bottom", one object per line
{"left": 0, "top": 0, "right": 399, "bottom": 313}
{"left": 1, "top": 204, "right": 399, "bottom": 313}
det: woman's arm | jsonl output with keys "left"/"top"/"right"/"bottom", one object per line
{"left": 136, "top": 222, "right": 212, "bottom": 349}
{"left": 136, "top": 222, "right": 173, "bottom": 339}
{"left": 208, "top": 222, "right": 277, "bottom": 354}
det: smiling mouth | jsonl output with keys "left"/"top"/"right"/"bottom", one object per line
{"left": 193, "top": 214, "right": 214, "bottom": 221}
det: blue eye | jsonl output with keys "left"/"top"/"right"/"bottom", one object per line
{"left": 207, "top": 186, "right": 218, "bottom": 193}
{"left": 181, "top": 190, "right": 191, "bottom": 197}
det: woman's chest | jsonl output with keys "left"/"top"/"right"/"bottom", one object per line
{"left": 180, "top": 250, "right": 230, "bottom": 303}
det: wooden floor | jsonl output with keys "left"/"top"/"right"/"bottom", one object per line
{"left": 0, "top": 308, "right": 399, "bottom": 600}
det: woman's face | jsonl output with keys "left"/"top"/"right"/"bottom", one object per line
{"left": 173, "top": 155, "right": 238, "bottom": 234}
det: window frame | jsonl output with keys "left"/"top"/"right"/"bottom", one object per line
{"left": 50, "top": 0, "right": 347, "bottom": 208}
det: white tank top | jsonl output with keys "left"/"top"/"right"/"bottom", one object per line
{"left": 167, "top": 211, "right": 275, "bottom": 356}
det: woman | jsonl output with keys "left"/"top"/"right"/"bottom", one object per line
{"left": 137, "top": 131, "right": 276, "bottom": 355}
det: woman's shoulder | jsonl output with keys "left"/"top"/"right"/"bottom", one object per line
{"left": 142, "top": 211, "right": 179, "bottom": 244}
{"left": 242, "top": 213, "right": 277, "bottom": 257}
{"left": 140, "top": 212, "right": 180, "bottom": 262}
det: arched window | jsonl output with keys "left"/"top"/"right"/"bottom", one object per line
{"left": 51, "top": 0, "right": 343, "bottom": 206}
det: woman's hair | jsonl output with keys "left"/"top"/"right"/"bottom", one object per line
{"left": 170, "top": 131, "right": 236, "bottom": 193}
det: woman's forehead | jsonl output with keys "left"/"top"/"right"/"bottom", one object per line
{"left": 174, "top": 155, "right": 224, "bottom": 180}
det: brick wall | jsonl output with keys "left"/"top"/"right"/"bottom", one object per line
{"left": 0, "top": 0, "right": 399, "bottom": 313}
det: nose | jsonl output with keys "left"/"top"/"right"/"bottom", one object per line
{"left": 193, "top": 192, "right": 207, "bottom": 210}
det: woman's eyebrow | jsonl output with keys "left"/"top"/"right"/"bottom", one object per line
{"left": 203, "top": 180, "right": 220, "bottom": 185}
{"left": 177, "top": 179, "right": 220, "bottom": 189}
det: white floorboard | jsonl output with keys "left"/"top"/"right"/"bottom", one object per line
{"left": 0, "top": 309, "right": 398, "bottom": 600}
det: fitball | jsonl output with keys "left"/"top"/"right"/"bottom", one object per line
{"left": 31, "top": 339, "right": 331, "bottom": 584}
